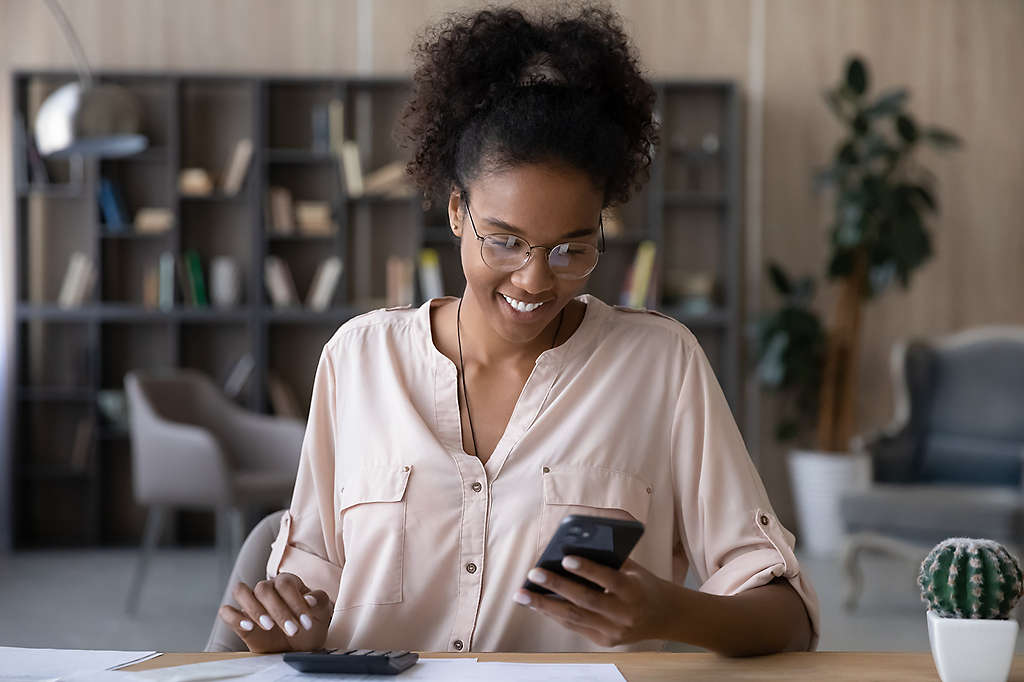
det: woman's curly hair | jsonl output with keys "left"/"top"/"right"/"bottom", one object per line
{"left": 395, "top": 3, "right": 659, "bottom": 210}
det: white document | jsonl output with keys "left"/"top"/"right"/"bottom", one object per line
{"left": 0, "top": 647, "right": 159, "bottom": 681}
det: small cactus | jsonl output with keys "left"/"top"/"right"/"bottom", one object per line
{"left": 918, "top": 537, "right": 1023, "bottom": 619}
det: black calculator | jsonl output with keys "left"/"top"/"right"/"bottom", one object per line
{"left": 283, "top": 649, "right": 419, "bottom": 675}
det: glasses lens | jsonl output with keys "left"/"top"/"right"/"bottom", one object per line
{"left": 548, "top": 243, "right": 599, "bottom": 279}
{"left": 481, "top": 235, "right": 529, "bottom": 271}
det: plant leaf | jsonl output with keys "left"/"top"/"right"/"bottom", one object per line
{"left": 897, "top": 114, "right": 918, "bottom": 143}
{"left": 768, "top": 262, "right": 793, "bottom": 295}
{"left": 865, "top": 88, "right": 909, "bottom": 118}
{"left": 846, "top": 57, "right": 868, "bottom": 96}
{"left": 924, "top": 127, "right": 962, "bottom": 149}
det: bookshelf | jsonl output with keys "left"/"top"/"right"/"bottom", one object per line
{"left": 10, "top": 72, "right": 741, "bottom": 547}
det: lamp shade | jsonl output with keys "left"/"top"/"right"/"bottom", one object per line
{"left": 34, "top": 81, "right": 148, "bottom": 158}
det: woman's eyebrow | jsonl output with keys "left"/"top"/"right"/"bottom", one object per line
{"left": 482, "top": 216, "right": 597, "bottom": 240}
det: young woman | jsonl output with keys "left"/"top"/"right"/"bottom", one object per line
{"left": 218, "top": 5, "right": 819, "bottom": 656}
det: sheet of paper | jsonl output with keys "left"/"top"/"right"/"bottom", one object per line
{"left": 0, "top": 647, "right": 159, "bottom": 681}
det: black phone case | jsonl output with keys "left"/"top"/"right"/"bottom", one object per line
{"left": 283, "top": 650, "right": 419, "bottom": 675}
{"left": 524, "top": 514, "right": 644, "bottom": 595}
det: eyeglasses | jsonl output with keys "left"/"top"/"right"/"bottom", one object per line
{"left": 460, "top": 191, "right": 605, "bottom": 280}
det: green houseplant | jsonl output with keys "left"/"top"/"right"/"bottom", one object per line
{"left": 919, "top": 538, "right": 1022, "bottom": 682}
{"left": 756, "top": 55, "right": 960, "bottom": 554}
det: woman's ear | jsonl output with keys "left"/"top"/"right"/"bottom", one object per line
{"left": 448, "top": 190, "right": 462, "bottom": 237}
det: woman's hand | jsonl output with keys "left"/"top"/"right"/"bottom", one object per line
{"left": 218, "top": 573, "right": 333, "bottom": 653}
{"left": 513, "top": 556, "right": 681, "bottom": 648}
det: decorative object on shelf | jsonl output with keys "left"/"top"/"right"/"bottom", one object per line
{"left": 678, "top": 272, "right": 716, "bottom": 315}
{"left": 920, "top": 538, "right": 1022, "bottom": 682}
{"left": 33, "top": 0, "right": 147, "bottom": 158}
{"left": 209, "top": 256, "right": 242, "bottom": 308}
{"left": 16, "top": 111, "right": 50, "bottom": 186}
{"left": 179, "top": 168, "right": 214, "bottom": 196}
{"left": 134, "top": 207, "right": 172, "bottom": 234}
{"left": 386, "top": 256, "right": 416, "bottom": 308}
{"left": 219, "top": 138, "right": 253, "bottom": 196}
{"left": 97, "top": 177, "right": 129, "bottom": 233}
{"left": 295, "top": 200, "right": 334, "bottom": 235}
{"left": 306, "top": 257, "right": 343, "bottom": 311}
{"left": 364, "top": 160, "right": 415, "bottom": 198}
{"left": 96, "top": 389, "right": 129, "bottom": 430}
{"left": 417, "top": 249, "right": 443, "bottom": 302}
{"left": 57, "top": 252, "right": 95, "bottom": 308}
{"left": 755, "top": 55, "right": 961, "bottom": 556}
{"left": 267, "top": 186, "right": 295, "bottom": 235}
{"left": 264, "top": 255, "right": 299, "bottom": 307}
{"left": 621, "top": 240, "right": 657, "bottom": 308}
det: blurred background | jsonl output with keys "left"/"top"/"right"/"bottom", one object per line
{"left": 1, "top": 0, "right": 1022, "bottom": 654}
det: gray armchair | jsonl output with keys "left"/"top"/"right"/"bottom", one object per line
{"left": 124, "top": 369, "right": 305, "bottom": 615}
{"left": 838, "top": 327, "right": 1024, "bottom": 617}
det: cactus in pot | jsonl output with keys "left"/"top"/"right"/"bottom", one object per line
{"left": 919, "top": 538, "right": 1023, "bottom": 682}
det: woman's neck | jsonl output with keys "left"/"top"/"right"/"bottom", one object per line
{"left": 457, "top": 290, "right": 578, "bottom": 369}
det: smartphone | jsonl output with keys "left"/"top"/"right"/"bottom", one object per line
{"left": 524, "top": 514, "right": 644, "bottom": 596}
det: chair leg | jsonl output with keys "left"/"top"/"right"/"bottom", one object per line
{"left": 125, "top": 506, "right": 167, "bottom": 615}
{"left": 840, "top": 535, "right": 865, "bottom": 612}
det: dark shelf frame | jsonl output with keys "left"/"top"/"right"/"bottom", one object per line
{"left": 8, "top": 71, "right": 742, "bottom": 548}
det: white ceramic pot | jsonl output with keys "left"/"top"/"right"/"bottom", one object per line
{"left": 210, "top": 256, "right": 241, "bottom": 307}
{"left": 927, "top": 610, "right": 1018, "bottom": 682}
{"left": 787, "top": 449, "right": 872, "bottom": 557}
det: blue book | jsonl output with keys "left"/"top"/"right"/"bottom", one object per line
{"left": 98, "top": 177, "right": 129, "bottom": 232}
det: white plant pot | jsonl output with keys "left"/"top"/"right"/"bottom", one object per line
{"left": 787, "top": 449, "right": 872, "bottom": 557}
{"left": 927, "top": 610, "right": 1018, "bottom": 682}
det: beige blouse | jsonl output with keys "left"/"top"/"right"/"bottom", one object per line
{"left": 267, "top": 294, "right": 820, "bottom": 653}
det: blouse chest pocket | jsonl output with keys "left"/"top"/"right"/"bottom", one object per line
{"left": 536, "top": 465, "right": 653, "bottom": 558}
{"left": 335, "top": 465, "right": 411, "bottom": 611}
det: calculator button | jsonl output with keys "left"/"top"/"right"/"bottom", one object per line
{"left": 386, "top": 651, "right": 409, "bottom": 658}
{"left": 351, "top": 649, "right": 374, "bottom": 656}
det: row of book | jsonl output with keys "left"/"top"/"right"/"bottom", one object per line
{"left": 179, "top": 138, "right": 253, "bottom": 197}
{"left": 97, "top": 177, "right": 174, "bottom": 235}
{"left": 267, "top": 188, "right": 335, "bottom": 236}
{"left": 265, "top": 256, "right": 343, "bottom": 311}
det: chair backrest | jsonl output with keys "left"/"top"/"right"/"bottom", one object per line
{"left": 206, "top": 510, "right": 287, "bottom": 652}
{"left": 902, "top": 328, "right": 1024, "bottom": 485}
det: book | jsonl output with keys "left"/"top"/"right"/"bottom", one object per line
{"left": 184, "top": 250, "right": 208, "bottom": 307}
{"left": 178, "top": 256, "right": 195, "bottom": 306}
{"left": 159, "top": 252, "right": 176, "bottom": 310}
{"left": 223, "top": 352, "right": 255, "bottom": 400}
{"left": 295, "top": 200, "right": 333, "bottom": 235}
{"left": 418, "top": 248, "right": 443, "bottom": 301}
{"left": 625, "top": 240, "right": 657, "bottom": 308}
{"left": 306, "top": 257, "right": 343, "bottom": 311}
{"left": 142, "top": 266, "right": 159, "bottom": 308}
{"left": 267, "top": 372, "right": 301, "bottom": 419}
{"left": 69, "top": 416, "right": 95, "bottom": 471}
{"left": 98, "top": 177, "right": 129, "bottom": 232}
{"left": 57, "top": 253, "right": 95, "bottom": 308}
{"left": 135, "top": 207, "right": 173, "bottom": 233}
{"left": 328, "top": 99, "right": 345, "bottom": 155}
{"left": 364, "top": 161, "right": 410, "bottom": 196}
{"left": 386, "top": 256, "right": 415, "bottom": 308}
{"left": 311, "top": 105, "right": 331, "bottom": 153}
{"left": 267, "top": 186, "right": 295, "bottom": 235}
{"left": 264, "top": 255, "right": 299, "bottom": 307}
{"left": 220, "top": 138, "right": 253, "bottom": 195}
{"left": 339, "top": 141, "right": 364, "bottom": 198}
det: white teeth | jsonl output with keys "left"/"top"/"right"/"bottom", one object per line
{"left": 502, "top": 294, "right": 544, "bottom": 313}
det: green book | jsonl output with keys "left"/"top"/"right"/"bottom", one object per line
{"left": 185, "top": 250, "right": 208, "bottom": 307}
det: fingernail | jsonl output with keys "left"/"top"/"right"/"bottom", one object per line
{"left": 513, "top": 592, "right": 531, "bottom": 605}
{"left": 527, "top": 568, "right": 546, "bottom": 584}
{"left": 304, "top": 594, "right": 318, "bottom": 607}
{"left": 284, "top": 620, "right": 298, "bottom": 637}
{"left": 239, "top": 620, "right": 254, "bottom": 631}
{"left": 300, "top": 614, "right": 313, "bottom": 631}
{"left": 562, "top": 556, "right": 581, "bottom": 570}
{"left": 259, "top": 615, "right": 274, "bottom": 631}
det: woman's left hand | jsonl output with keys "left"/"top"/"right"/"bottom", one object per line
{"left": 514, "top": 556, "right": 682, "bottom": 647}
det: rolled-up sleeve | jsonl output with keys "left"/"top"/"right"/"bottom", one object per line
{"left": 671, "top": 342, "right": 821, "bottom": 651}
{"left": 267, "top": 345, "right": 344, "bottom": 603}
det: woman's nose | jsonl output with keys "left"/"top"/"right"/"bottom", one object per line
{"left": 510, "top": 249, "right": 557, "bottom": 294}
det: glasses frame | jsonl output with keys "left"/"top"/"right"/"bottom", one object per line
{"left": 459, "top": 191, "right": 605, "bottom": 280}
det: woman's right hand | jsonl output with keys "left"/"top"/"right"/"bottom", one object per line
{"left": 218, "top": 573, "right": 333, "bottom": 653}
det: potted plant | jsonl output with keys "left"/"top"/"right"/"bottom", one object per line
{"left": 755, "top": 55, "right": 960, "bottom": 555}
{"left": 919, "top": 538, "right": 1023, "bottom": 682}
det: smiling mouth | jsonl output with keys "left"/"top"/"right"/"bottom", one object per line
{"left": 499, "top": 293, "right": 548, "bottom": 314}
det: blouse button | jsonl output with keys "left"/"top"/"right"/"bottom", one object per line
{"left": 403, "top": 465, "right": 410, "bottom": 472}
{"left": 542, "top": 466, "right": 550, "bottom": 474}
{"left": 471, "top": 481, "right": 482, "bottom": 493}
{"left": 646, "top": 487, "right": 652, "bottom": 494}
{"left": 466, "top": 562, "right": 477, "bottom": 574}
{"left": 760, "top": 514, "right": 770, "bottom": 526}
{"left": 453, "top": 640, "right": 464, "bottom": 651}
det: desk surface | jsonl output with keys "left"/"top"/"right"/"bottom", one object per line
{"left": 125, "top": 651, "right": 1024, "bottom": 681}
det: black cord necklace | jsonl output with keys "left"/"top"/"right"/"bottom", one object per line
{"left": 456, "top": 298, "right": 564, "bottom": 459}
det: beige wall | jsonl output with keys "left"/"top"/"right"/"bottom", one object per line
{"left": 2, "top": 0, "right": 1022, "bottom": 530}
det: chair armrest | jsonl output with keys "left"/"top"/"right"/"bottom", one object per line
{"left": 851, "top": 425, "right": 917, "bottom": 483}
{"left": 218, "top": 408, "right": 306, "bottom": 475}
{"left": 131, "top": 419, "right": 233, "bottom": 508}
